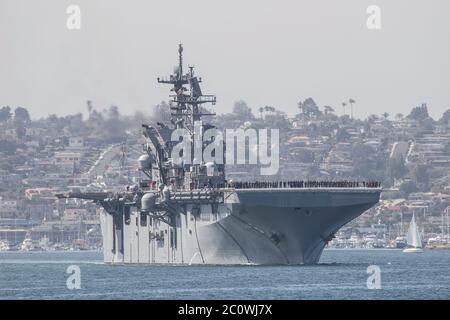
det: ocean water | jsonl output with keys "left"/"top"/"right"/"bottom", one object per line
{"left": 0, "top": 249, "right": 449, "bottom": 300}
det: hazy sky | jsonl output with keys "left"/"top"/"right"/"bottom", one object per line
{"left": 1, "top": 0, "right": 449, "bottom": 120}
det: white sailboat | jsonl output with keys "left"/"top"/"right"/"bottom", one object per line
{"left": 403, "top": 213, "right": 423, "bottom": 253}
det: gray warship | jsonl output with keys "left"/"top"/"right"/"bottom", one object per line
{"left": 57, "top": 45, "right": 381, "bottom": 265}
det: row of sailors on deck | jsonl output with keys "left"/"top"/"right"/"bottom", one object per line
{"left": 211, "top": 180, "right": 381, "bottom": 189}
{"left": 157, "top": 179, "right": 381, "bottom": 190}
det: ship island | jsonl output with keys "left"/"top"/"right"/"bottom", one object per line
{"left": 56, "top": 45, "right": 382, "bottom": 265}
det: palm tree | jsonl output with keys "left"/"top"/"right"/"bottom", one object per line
{"left": 348, "top": 98, "right": 355, "bottom": 119}
{"left": 298, "top": 101, "right": 304, "bottom": 115}
{"left": 382, "top": 112, "right": 389, "bottom": 120}
{"left": 342, "top": 102, "right": 347, "bottom": 116}
{"left": 86, "top": 100, "right": 93, "bottom": 114}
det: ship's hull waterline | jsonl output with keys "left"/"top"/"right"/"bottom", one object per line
{"left": 100, "top": 188, "right": 381, "bottom": 265}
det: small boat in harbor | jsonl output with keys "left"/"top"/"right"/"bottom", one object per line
{"left": 0, "top": 240, "right": 11, "bottom": 251}
{"left": 403, "top": 213, "right": 423, "bottom": 253}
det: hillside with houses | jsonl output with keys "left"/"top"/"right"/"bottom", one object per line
{"left": 1, "top": 99, "right": 449, "bottom": 250}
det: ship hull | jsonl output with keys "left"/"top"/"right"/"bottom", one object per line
{"left": 100, "top": 188, "right": 380, "bottom": 265}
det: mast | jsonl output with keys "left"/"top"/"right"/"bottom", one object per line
{"left": 151, "top": 44, "right": 221, "bottom": 188}
{"left": 157, "top": 44, "right": 216, "bottom": 133}
{"left": 178, "top": 43, "right": 183, "bottom": 82}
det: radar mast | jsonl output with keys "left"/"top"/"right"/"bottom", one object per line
{"left": 157, "top": 44, "right": 216, "bottom": 133}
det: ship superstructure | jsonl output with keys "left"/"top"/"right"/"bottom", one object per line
{"left": 57, "top": 45, "right": 381, "bottom": 265}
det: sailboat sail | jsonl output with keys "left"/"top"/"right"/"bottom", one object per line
{"left": 406, "top": 213, "right": 422, "bottom": 248}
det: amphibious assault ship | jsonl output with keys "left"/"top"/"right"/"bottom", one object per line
{"left": 57, "top": 45, "right": 381, "bottom": 265}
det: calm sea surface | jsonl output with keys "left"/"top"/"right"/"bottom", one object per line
{"left": 1, "top": 249, "right": 449, "bottom": 299}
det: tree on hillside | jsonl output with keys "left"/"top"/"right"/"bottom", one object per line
{"left": 0, "top": 139, "right": 18, "bottom": 155}
{"left": 348, "top": 98, "right": 355, "bottom": 118}
{"left": 438, "top": 109, "right": 450, "bottom": 125}
{"left": 233, "top": 100, "right": 255, "bottom": 121}
{"left": 14, "top": 107, "right": 30, "bottom": 124}
{"left": 97, "top": 105, "right": 126, "bottom": 143}
{"left": 367, "top": 114, "right": 379, "bottom": 123}
{"left": 421, "top": 117, "right": 435, "bottom": 132}
{"left": 410, "top": 163, "right": 430, "bottom": 191}
{"left": 341, "top": 102, "right": 347, "bottom": 116}
{"left": 352, "top": 143, "right": 377, "bottom": 178}
{"left": 16, "top": 126, "right": 26, "bottom": 139}
{"left": 86, "top": 100, "right": 93, "bottom": 114}
{"left": 297, "top": 101, "right": 304, "bottom": 115}
{"left": 407, "top": 103, "right": 429, "bottom": 121}
{"left": 336, "top": 127, "right": 350, "bottom": 142}
{"left": 213, "top": 100, "right": 254, "bottom": 129}
{"left": 263, "top": 109, "right": 290, "bottom": 130}
{"left": 66, "top": 113, "right": 88, "bottom": 136}
{"left": 263, "top": 106, "right": 275, "bottom": 117}
{"left": 399, "top": 180, "right": 418, "bottom": 197}
{"left": 323, "top": 105, "right": 334, "bottom": 116}
{"left": 0, "top": 106, "right": 12, "bottom": 123}
{"left": 385, "top": 156, "right": 406, "bottom": 183}
{"left": 151, "top": 102, "right": 172, "bottom": 124}
{"left": 302, "top": 98, "right": 321, "bottom": 119}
